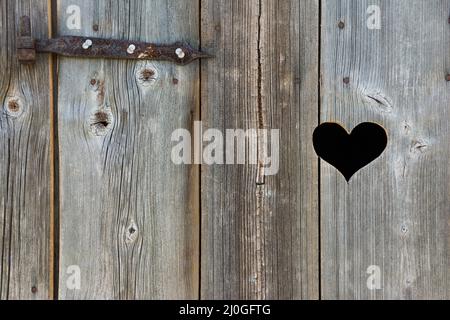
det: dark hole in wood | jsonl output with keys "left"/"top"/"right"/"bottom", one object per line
{"left": 313, "top": 122, "right": 388, "bottom": 182}
{"left": 129, "top": 227, "right": 136, "bottom": 234}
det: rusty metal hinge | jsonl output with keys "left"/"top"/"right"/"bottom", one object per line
{"left": 17, "top": 16, "right": 212, "bottom": 65}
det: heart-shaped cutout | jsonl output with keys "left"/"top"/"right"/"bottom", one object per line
{"left": 313, "top": 122, "right": 387, "bottom": 181}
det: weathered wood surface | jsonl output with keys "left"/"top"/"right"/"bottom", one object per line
{"left": 1, "top": 0, "right": 449, "bottom": 301}
{"left": 321, "top": 0, "right": 450, "bottom": 299}
{"left": 57, "top": 0, "right": 199, "bottom": 299}
{"left": 200, "top": 0, "right": 319, "bottom": 299}
{"left": 0, "top": 0, "right": 52, "bottom": 299}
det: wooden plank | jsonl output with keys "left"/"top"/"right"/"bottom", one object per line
{"left": 57, "top": 0, "right": 199, "bottom": 299}
{"left": 200, "top": 0, "right": 319, "bottom": 299}
{"left": 0, "top": 0, "right": 52, "bottom": 299}
{"left": 321, "top": 0, "right": 450, "bottom": 299}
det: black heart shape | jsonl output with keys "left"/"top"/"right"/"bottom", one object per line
{"left": 313, "top": 122, "right": 388, "bottom": 181}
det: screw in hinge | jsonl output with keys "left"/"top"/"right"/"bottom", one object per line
{"left": 175, "top": 48, "right": 185, "bottom": 59}
{"left": 127, "top": 44, "right": 136, "bottom": 54}
{"left": 82, "top": 39, "right": 93, "bottom": 50}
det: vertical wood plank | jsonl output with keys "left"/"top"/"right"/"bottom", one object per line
{"left": 321, "top": 0, "right": 450, "bottom": 299}
{"left": 201, "top": 0, "right": 319, "bottom": 299}
{"left": 57, "top": 0, "right": 199, "bottom": 299}
{"left": 0, "top": 0, "right": 51, "bottom": 299}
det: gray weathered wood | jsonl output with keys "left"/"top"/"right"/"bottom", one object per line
{"left": 57, "top": 0, "right": 199, "bottom": 299}
{"left": 321, "top": 0, "right": 450, "bottom": 299}
{"left": 200, "top": 0, "right": 319, "bottom": 299}
{"left": 0, "top": 0, "right": 52, "bottom": 299}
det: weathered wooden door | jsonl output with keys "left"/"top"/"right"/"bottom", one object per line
{"left": 0, "top": 0, "right": 448, "bottom": 300}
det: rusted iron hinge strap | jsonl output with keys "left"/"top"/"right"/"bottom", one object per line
{"left": 18, "top": 16, "right": 212, "bottom": 65}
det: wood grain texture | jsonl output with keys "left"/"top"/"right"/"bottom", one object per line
{"left": 321, "top": 0, "right": 450, "bottom": 299}
{"left": 200, "top": 0, "right": 319, "bottom": 299}
{"left": 0, "top": 0, "right": 51, "bottom": 300}
{"left": 57, "top": 0, "right": 199, "bottom": 299}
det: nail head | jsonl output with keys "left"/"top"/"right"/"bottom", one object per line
{"left": 82, "top": 39, "right": 93, "bottom": 50}
{"left": 175, "top": 48, "right": 185, "bottom": 59}
{"left": 127, "top": 44, "right": 136, "bottom": 55}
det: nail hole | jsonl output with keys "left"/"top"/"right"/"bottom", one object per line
{"left": 173, "top": 78, "right": 179, "bottom": 85}
{"left": 90, "top": 79, "right": 97, "bottom": 86}
{"left": 93, "top": 24, "right": 99, "bottom": 31}
{"left": 338, "top": 21, "right": 345, "bottom": 29}
{"left": 31, "top": 286, "right": 38, "bottom": 294}
{"left": 343, "top": 77, "right": 350, "bottom": 84}
{"left": 402, "top": 122, "right": 411, "bottom": 134}
{"left": 313, "top": 122, "right": 388, "bottom": 182}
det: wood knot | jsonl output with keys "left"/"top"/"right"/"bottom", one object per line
{"left": 136, "top": 64, "right": 158, "bottom": 87}
{"left": 410, "top": 139, "right": 429, "bottom": 154}
{"left": 141, "top": 69, "right": 155, "bottom": 81}
{"left": 89, "top": 109, "right": 113, "bottom": 136}
{"left": 365, "top": 93, "right": 393, "bottom": 113}
{"left": 4, "top": 97, "right": 25, "bottom": 118}
{"left": 401, "top": 225, "right": 409, "bottom": 234}
{"left": 125, "top": 220, "right": 138, "bottom": 244}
